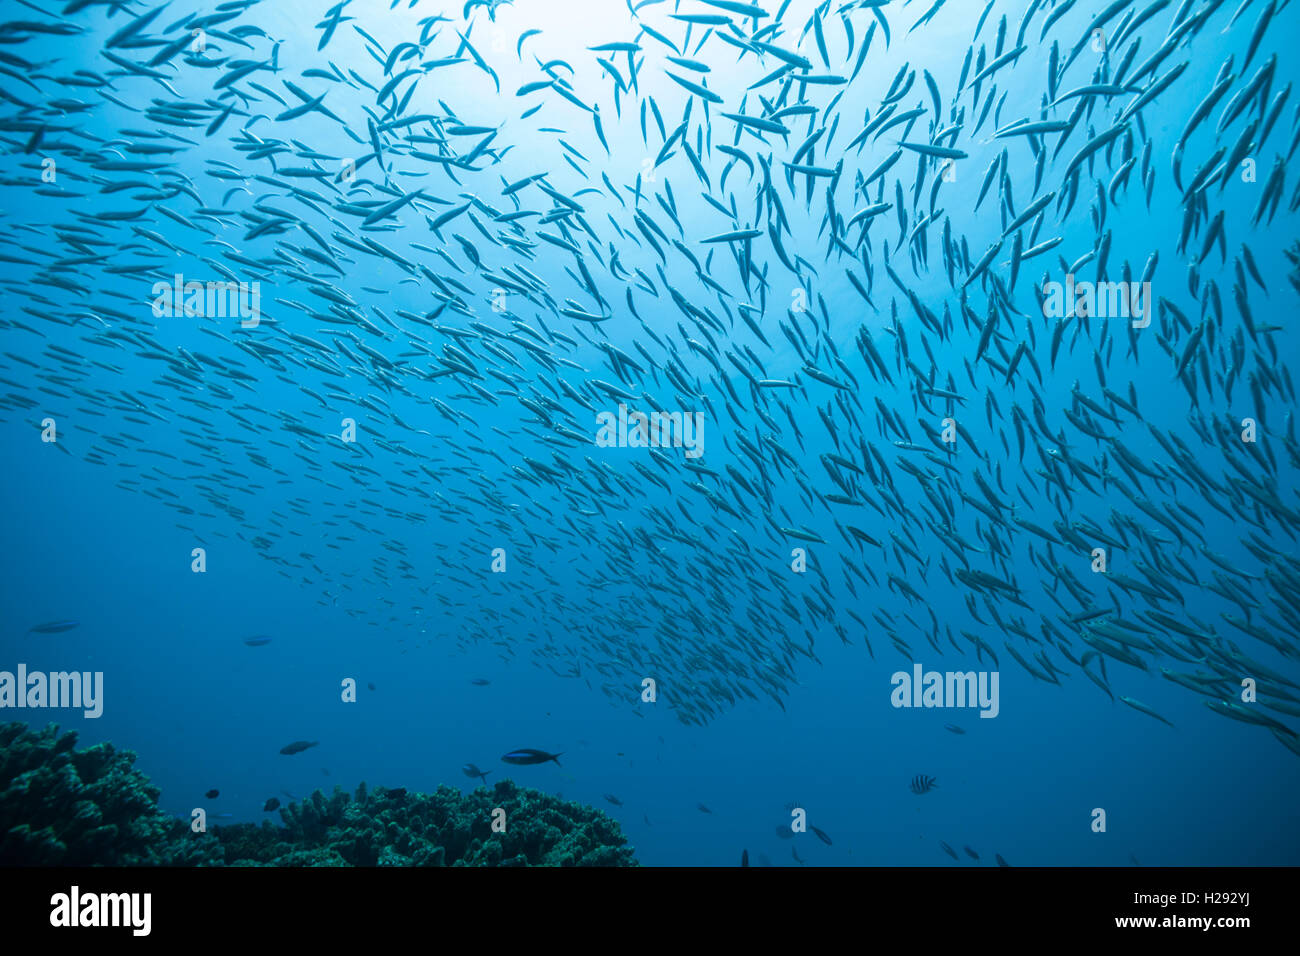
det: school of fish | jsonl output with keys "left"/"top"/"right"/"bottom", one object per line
{"left": 2, "top": 0, "right": 1299, "bottom": 755}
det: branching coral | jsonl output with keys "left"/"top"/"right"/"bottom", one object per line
{"left": 0, "top": 723, "right": 637, "bottom": 866}
{"left": 218, "top": 779, "right": 638, "bottom": 867}
{"left": 0, "top": 722, "right": 221, "bottom": 866}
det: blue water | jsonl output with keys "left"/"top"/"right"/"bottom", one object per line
{"left": 2, "top": 0, "right": 1299, "bottom": 866}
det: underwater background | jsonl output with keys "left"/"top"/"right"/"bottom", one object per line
{"left": 1, "top": 0, "right": 1299, "bottom": 866}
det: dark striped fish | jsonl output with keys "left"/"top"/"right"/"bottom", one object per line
{"left": 910, "top": 774, "right": 938, "bottom": 795}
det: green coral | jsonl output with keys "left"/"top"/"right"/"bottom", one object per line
{"left": 217, "top": 779, "right": 638, "bottom": 867}
{"left": 0, "top": 722, "right": 222, "bottom": 866}
{"left": 0, "top": 722, "right": 637, "bottom": 866}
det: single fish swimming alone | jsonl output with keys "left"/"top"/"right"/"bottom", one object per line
{"left": 279, "top": 740, "right": 319, "bottom": 755}
{"left": 27, "top": 621, "right": 79, "bottom": 634}
{"left": 462, "top": 762, "right": 492, "bottom": 784}
{"left": 242, "top": 635, "right": 272, "bottom": 646}
{"left": 910, "top": 775, "right": 939, "bottom": 795}
{"left": 501, "top": 748, "right": 562, "bottom": 766}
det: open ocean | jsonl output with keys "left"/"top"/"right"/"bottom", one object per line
{"left": 1, "top": 0, "right": 1298, "bottom": 869}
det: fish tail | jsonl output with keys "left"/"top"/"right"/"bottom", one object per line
{"left": 551, "top": 753, "right": 563, "bottom": 767}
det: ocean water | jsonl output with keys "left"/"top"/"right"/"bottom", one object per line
{"left": 1, "top": 0, "right": 1299, "bottom": 867}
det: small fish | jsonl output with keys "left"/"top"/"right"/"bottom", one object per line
{"left": 604, "top": 793, "right": 624, "bottom": 806}
{"left": 471, "top": 678, "right": 491, "bottom": 686}
{"left": 501, "top": 748, "right": 562, "bottom": 766}
{"left": 963, "top": 845, "right": 980, "bottom": 860}
{"left": 810, "top": 824, "right": 833, "bottom": 846}
{"left": 741, "top": 849, "right": 749, "bottom": 867}
{"left": 1120, "top": 696, "right": 1176, "bottom": 728}
{"left": 205, "top": 789, "right": 219, "bottom": 799}
{"left": 462, "top": 762, "right": 492, "bottom": 784}
{"left": 940, "top": 841, "right": 959, "bottom": 860}
{"left": 697, "top": 803, "right": 713, "bottom": 814}
{"left": 775, "top": 825, "right": 794, "bottom": 839}
{"left": 996, "top": 854, "right": 1010, "bottom": 867}
{"left": 367, "top": 682, "right": 376, "bottom": 691}
{"left": 27, "top": 621, "right": 79, "bottom": 634}
{"left": 243, "top": 635, "right": 272, "bottom": 646}
{"left": 263, "top": 797, "right": 280, "bottom": 811}
{"left": 279, "top": 740, "right": 319, "bottom": 755}
{"left": 910, "top": 774, "right": 939, "bottom": 795}
{"left": 944, "top": 724, "right": 966, "bottom": 734}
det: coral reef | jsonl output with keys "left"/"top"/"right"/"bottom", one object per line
{"left": 0, "top": 722, "right": 637, "bottom": 866}
{"left": 0, "top": 722, "right": 220, "bottom": 866}
{"left": 217, "top": 779, "right": 638, "bottom": 866}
